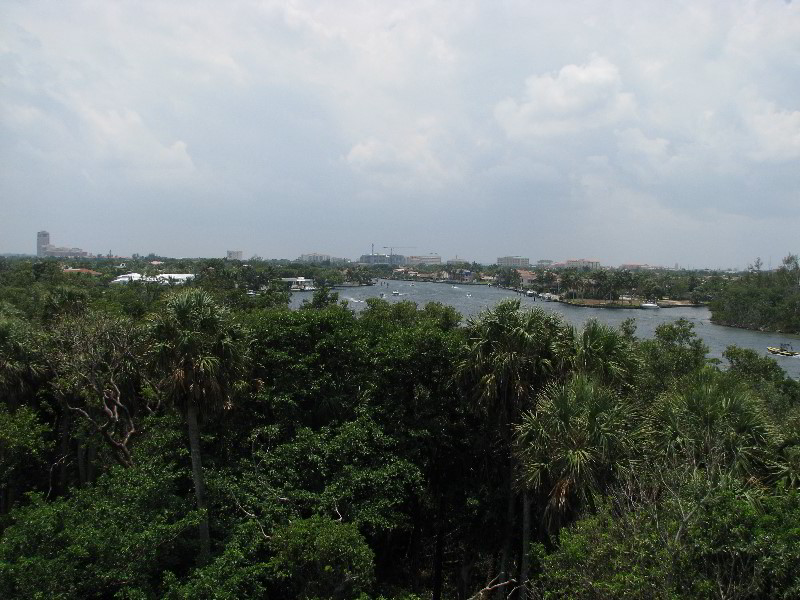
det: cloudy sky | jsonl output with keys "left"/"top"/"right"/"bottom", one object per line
{"left": 2, "top": 1, "right": 799, "bottom": 268}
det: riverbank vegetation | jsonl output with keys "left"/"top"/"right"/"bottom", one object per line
{"left": 709, "top": 255, "right": 800, "bottom": 333}
{"left": 1, "top": 257, "right": 799, "bottom": 599}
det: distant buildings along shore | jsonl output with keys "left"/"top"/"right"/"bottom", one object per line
{"left": 27, "top": 232, "right": 711, "bottom": 271}
{"left": 37, "top": 231, "right": 88, "bottom": 258}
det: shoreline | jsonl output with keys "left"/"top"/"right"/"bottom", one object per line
{"left": 559, "top": 299, "right": 708, "bottom": 310}
{"left": 708, "top": 318, "right": 800, "bottom": 336}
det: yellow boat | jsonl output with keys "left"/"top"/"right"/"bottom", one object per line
{"left": 767, "top": 344, "right": 799, "bottom": 357}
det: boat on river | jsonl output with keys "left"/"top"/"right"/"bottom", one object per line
{"left": 641, "top": 302, "right": 660, "bottom": 309}
{"left": 392, "top": 290, "right": 400, "bottom": 296}
{"left": 767, "top": 344, "right": 799, "bottom": 357}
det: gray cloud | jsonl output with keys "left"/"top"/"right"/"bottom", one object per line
{"left": 1, "top": 0, "right": 798, "bottom": 267}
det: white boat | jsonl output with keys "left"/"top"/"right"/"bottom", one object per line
{"left": 641, "top": 302, "right": 660, "bottom": 309}
{"left": 392, "top": 290, "right": 400, "bottom": 296}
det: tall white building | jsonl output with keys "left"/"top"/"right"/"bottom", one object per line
{"left": 37, "top": 231, "right": 50, "bottom": 257}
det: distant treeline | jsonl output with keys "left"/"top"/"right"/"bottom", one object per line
{"left": 710, "top": 255, "right": 800, "bottom": 333}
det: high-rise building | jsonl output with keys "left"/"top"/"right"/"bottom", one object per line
{"left": 37, "top": 231, "right": 50, "bottom": 257}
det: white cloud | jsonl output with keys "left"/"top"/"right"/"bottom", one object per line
{"left": 747, "top": 102, "right": 800, "bottom": 162}
{"left": 78, "top": 107, "right": 196, "bottom": 178}
{"left": 345, "top": 119, "right": 461, "bottom": 191}
{"left": 494, "top": 56, "right": 636, "bottom": 138}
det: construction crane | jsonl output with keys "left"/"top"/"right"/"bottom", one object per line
{"left": 383, "top": 245, "right": 416, "bottom": 265}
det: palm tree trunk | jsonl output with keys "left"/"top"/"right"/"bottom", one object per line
{"left": 520, "top": 490, "right": 531, "bottom": 600}
{"left": 77, "top": 444, "right": 87, "bottom": 486}
{"left": 87, "top": 444, "right": 96, "bottom": 484}
{"left": 186, "top": 399, "right": 211, "bottom": 563}
{"left": 458, "top": 549, "right": 472, "bottom": 600}
{"left": 497, "top": 465, "right": 516, "bottom": 598}
{"left": 58, "top": 410, "right": 71, "bottom": 493}
{"left": 432, "top": 498, "right": 445, "bottom": 600}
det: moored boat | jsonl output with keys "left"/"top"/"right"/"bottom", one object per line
{"left": 640, "top": 302, "right": 660, "bottom": 309}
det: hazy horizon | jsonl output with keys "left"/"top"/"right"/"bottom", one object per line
{"left": 3, "top": 1, "right": 799, "bottom": 268}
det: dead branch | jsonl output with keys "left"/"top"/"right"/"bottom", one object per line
{"left": 468, "top": 574, "right": 518, "bottom": 600}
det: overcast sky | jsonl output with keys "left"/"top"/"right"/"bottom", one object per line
{"left": 2, "top": 1, "right": 799, "bottom": 268}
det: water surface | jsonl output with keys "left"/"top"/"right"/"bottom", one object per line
{"left": 292, "top": 280, "right": 800, "bottom": 379}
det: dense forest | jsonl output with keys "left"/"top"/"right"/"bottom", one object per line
{"left": 709, "top": 255, "right": 800, "bottom": 334}
{"left": 1, "top": 257, "right": 799, "bottom": 599}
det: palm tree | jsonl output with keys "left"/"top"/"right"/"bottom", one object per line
{"left": 558, "top": 270, "right": 577, "bottom": 299}
{"left": 569, "top": 319, "right": 641, "bottom": 390}
{"left": 651, "top": 369, "right": 774, "bottom": 482}
{"left": 515, "top": 374, "right": 639, "bottom": 533}
{"left": 0, "top": 317, "right": 41, "bottom": 404}
{"left": 148, "top": 289, "right": 248, "bottom": 562}
{"left": 460, "top": 298, "right": 569, "bottom": 594}
{"left": 0, "top": 317, "right": 44, "bottom": 513}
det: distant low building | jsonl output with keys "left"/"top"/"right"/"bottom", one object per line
{"left": 44, "top": 247, "right": 89, "bottom": 258}
{"left": 406, "top": 255, "right": 442, "bottom": 266}
{"left": 358, "top": 253, "right": 404, "bottom": 266}
{"left": 517, "top": 270, "right": 536, "bottom": 285}
{"left": 297, "top": 253, "right": 350, "bottom": 265}
{"left": 566, "top": 258, "right": 601, "bottom": 270}
{"left": 618, "top": 263, "right": 663, "bottom": 271}
{"left": 452, "top": 268, "right": 474, "bottom": 282}
{"left": 536, "top": 259, "right": 553, "bottom": 268}
{"left": 497, "top": 256, "right": 530, "bottom": 268}
{"left": 227, "top": 250, "right": 243, "bottom": 260}
{"left": 298, "top": 252, "right": 330, "bottom": 263}
{"left": 280, "top": 277, "right": 316, "bottom": 291}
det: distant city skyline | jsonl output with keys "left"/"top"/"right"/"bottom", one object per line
{"left": 2, "top": 2, "right": 798, "bottom": 269}
{"left": 15, "top": 229, "right": 771, "bottom": 271}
